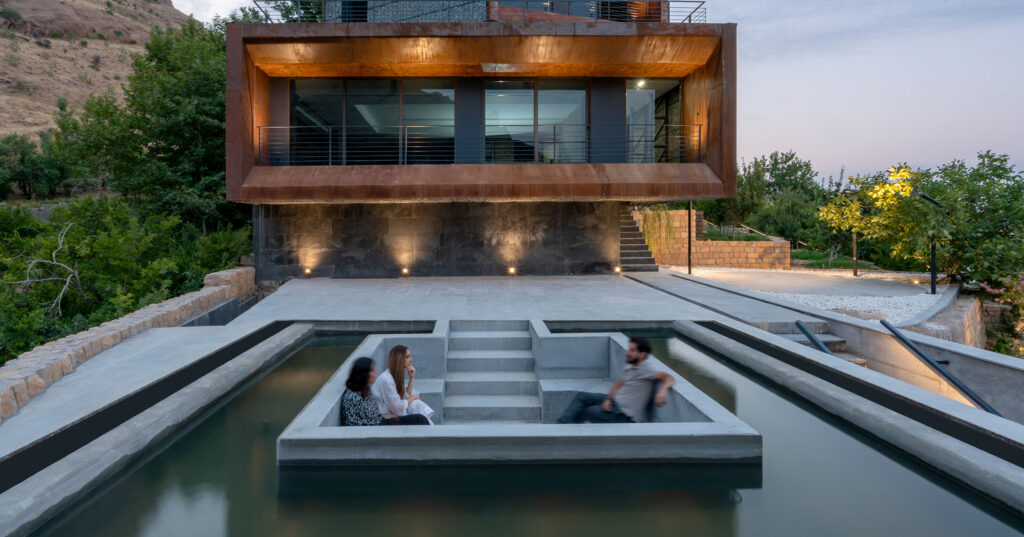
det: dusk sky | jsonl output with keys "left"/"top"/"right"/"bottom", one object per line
{"left": 175, "top": 0, "right": 1024, "bottom": 178}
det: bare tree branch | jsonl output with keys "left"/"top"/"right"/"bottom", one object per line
{"left": 2, "top": 224, "right": 83, "bottom": 317}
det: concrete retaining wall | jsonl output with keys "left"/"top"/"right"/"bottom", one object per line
{"left": 0, "top": 267, "right": 257, "bottom": 423}
{"left": 632, "top": 209, "right": 790, "bottom": 269}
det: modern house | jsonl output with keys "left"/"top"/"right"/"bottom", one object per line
{"left": 226, "top": 0, "right": 735, "bottom": 279}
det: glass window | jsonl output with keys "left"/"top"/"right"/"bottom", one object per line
{"left": 346, "top": 79, "right": 400, "bottom": 164}
{"left": 287, "top": 79, "right": 343, "bottom": 165}
{"left": 538, "top": 81, "right": 586, "bottom": 163}
{"left": 626, "top": 79, "right": 682, "bottom": 163}
{"left": 403, "top": 79, "right": 455, "bottom": 164}
{"left": 485, "top": 80, "right": 535, "bottom": 163}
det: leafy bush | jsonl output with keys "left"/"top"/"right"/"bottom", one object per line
{"left": 1, "top": 7, "right": 23, "bottom": 24}
{"left": 0, "top": 133, "right": 77, "bottom": 199}
{"left": 0, "top": 198, "right": 251, "bottom": 363}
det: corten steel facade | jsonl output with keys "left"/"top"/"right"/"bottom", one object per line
{"left": 226, "top": 5, "right": 736, "bottom": 279}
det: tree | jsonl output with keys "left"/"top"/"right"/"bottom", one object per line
{"left": 54, "top": 19, "right": 247, "bottom": 229}
{"left": 0, "top": 133, "right": 75, "bottom": 199}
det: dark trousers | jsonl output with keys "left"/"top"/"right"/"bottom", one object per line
{"left": 557, "top": 392, "right": 633, "bottom": 424}
{"left": 383, "top": 414, "right": 430, "bottom": 425}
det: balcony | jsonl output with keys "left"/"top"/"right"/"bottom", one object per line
{"left": 250, "top": 0, "right": 707, "bottom": 24}
{"left": 257, "top": 124, "right": 702, "bottom": 166}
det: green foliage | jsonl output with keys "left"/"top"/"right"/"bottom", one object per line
{"left": 1, "top": 7, "right": 23, "bottom": 24}
{"left": 0, "top": 133, "right": 77, "bottom": 199}
{"left": 791, "top": 249, "right": 879, "bottom": 270}
{"left": 702, "top": 229, "right": 765, "bottom": 242}
{"left": 695, "top": 158, "right": 767, "bottom": 227}
{"left": 0, "top": 198, "right": 251, "bottom": 363}
{"left": 55, "top": 19, "right": 247, "bottom": 228}
{"left": 818, "top": 153, "right": 1024, "bottom": 284}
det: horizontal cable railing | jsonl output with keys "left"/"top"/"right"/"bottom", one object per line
{"left": 251, "top": 0, "right": 707, "bottom": 24}
{"left": 258, "top": 124, "right": 702, "bottom": 166}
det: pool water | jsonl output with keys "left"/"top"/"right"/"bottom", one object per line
{"left": 30, "top": 335, "right": 1024, "bottom": 537}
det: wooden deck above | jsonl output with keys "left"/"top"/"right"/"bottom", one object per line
{"left": 235, "top": 163, "right": 725, "bottom": 203}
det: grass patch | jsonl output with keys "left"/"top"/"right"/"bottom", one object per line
{"left": 791, "top": 249, "right": 880, "bottom": 270}
{"left": 702, "top": 229, "right": 770, "bottom": 242}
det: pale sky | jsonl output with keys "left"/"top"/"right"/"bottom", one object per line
{"left": 175, "top": 0, "right": 1024, "bottom": 177}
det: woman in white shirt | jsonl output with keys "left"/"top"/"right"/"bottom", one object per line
{"left": 371, "top": 345, "right": 435, "bottom": 424}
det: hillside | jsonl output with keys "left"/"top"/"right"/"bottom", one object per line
{"left": 0, "top": 0, "right": 189, "bottom": 139}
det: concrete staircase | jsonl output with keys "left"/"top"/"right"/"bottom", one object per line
{"left": 771, "top": 321, "right": 867, "bottom": 367}
{"left": 619, "top": 208, "right": 658, "bottom": 273}
{"left": 444, "top": 321, "right": 542, "bottom": 423}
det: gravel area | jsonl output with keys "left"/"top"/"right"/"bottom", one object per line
{"left": 754, "top": 291, "right": 944, "bottom": 324}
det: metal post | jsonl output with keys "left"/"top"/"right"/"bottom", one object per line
{"left": 257, "top": 127, "right": 262, "bottom": 165}
{"left": 852, "top": 232, "right": 858, "bottom": 277}
{"left": 930, "top": 240, "right": 937, "bottom": 295}
{"left": 328, "top": 126, "right": 332, "bottom": 166}
{"left": 687, "top": 200, "right": 693, "bottom": 275}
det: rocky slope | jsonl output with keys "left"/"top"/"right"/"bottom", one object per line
{"left": 0, "top": 0, "right": 189, "bottom": 139}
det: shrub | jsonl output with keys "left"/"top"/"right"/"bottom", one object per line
{"left": 5, "top": 52, "right": 19, "bottom": 66}
{"left": 79, "top": 39, "right": 88, "bottom": 47}
{"left": 90, "top": 54, "right": 101, "bottom": 69}
{"left": 1, "top": 7, "right": 23, "bottom": 24}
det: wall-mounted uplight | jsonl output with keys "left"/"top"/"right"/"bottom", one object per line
{"left": 508, "top": 266, "right": 517, "bottom": 276}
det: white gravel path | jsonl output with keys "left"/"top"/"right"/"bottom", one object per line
{"left": 754, "top": 291, "right": 944, "bottom": 324}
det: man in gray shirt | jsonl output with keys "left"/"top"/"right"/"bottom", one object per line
{"left": 557, "top": 337, "right": 676, "bottom": 424}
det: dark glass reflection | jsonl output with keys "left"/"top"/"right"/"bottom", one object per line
{"left": 346, "top": 79, "right": 400, "bottom": 164}
{"left": 626, "top": 79, "right": 685, "bottom": 163}
{"left": 403, "top": 79, "right": 456, "bottom": 164}
{"left": 485, "top": 80, "right": 535, "bottom": 163}
{"left": 287, "top": 79, "right": 343, "bottom": 166}
{"left": 538, "top": 81, "right": 587, "bottom": 163}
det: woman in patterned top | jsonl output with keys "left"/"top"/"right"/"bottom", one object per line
{"left": 340, "top": 357, "right": 429, "bottom": 426}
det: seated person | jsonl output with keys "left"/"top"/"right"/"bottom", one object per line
{"left": 340, "top": 357, "right": 429, "bottom": 426}
{"left": 557, "top": 337, "right": 675, "bottom": 424}
{"left": 371, "top": 345, "right": 435, "bottom": 425}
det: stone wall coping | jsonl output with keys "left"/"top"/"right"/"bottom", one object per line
{"left": 0, "top": 267, "right": 257, "bottom": 423}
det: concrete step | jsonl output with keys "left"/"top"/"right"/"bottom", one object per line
{"left": 444, "top": 395, "right": 542, "bottom": 422}
{"left": 835, "top": 352, "right": 868, "bottom": 367}
{"left": 753, "top": 320, "right": 831, "bottom": 335}
{"left": 780, "top": 332, "right": 848, "bottom": 353}
{"left": 445, "top": 371, "right": 539, "bottom": 395}
{"left": 448, "top": 331, "right": 532, "bottom": 351}
{"left": 621, "top": 231, "right": 644, "bottom": 239}
{"left": 622, "top": 264, "right": 659, "bottom": 272}
{"left": 449, "top": 320, "right": 529, "bottom": 332}
{"left": 621, "top": 237, "right": 647, "bottom": 244}
{"left": 621, "top": 256, "right": 656, "bottom": 265}
{"left": 447, "top": 350, "right": 536, "bottom": 372}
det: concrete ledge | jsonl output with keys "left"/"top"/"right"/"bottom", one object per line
{"left": 673, "top": 319, "right": 1024, "bottom": 516}
{"left": 0, "top": 267, "right": 257, "bottom": 423}
{"left": 0, "top": 322, "right": 315, "bottom": 537}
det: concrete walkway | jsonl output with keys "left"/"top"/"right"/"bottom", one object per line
{"left": 687, "top": 268, "right": 930, "bottom": 296}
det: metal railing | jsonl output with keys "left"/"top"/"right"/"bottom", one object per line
{"left": 251, "top": 0, "right": 707, "bottom": 24}
{"left": 257, "top": 123, "right": 701, "bottom": 166}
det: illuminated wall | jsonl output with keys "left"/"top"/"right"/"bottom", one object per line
{"left": 252, "top": 202, "right": 621, "bottom": 279}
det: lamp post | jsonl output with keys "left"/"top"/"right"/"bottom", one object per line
{"left": 912, "top": 188, "right": 944, "bottom": 295}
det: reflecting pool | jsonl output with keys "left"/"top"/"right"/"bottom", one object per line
{"left": 31, "top": 334, "right": 1024, "bottom": 537}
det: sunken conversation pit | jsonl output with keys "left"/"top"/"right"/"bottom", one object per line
{"left": 277, "top": 320, "right": 762, "bottom": 465}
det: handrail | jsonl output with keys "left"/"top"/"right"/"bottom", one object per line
{"left": 879, "top": 320, "right": 1002, "bottom": 416}
{"left": 795, "top": 320, "right": 833, "bottom": 355}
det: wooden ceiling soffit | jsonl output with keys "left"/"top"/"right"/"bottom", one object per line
{"left": 247, "top": 35, "right": 720, "bottom": 78}
{"left": 236, "top": 163, "right": 725, "bottom": 203}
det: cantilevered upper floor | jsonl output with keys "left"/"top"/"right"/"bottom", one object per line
{"left": 226, "top": 0, "right": 735, "bottom": 203}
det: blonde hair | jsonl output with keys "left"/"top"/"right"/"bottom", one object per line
{"left": 387, "top": 345, "right": 409, "bottom": 399}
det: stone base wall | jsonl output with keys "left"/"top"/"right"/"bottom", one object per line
{"left": 906, "top": 297, "right": 987, "bottom": 348}
{"left": 254, "top": 202, "right": 620, "bottom": 279}
{"left": 632, "top": 209, "right": 790, "bottom": 269}
{"left": 0, "top": 267, "right": 257, "bottom": 422}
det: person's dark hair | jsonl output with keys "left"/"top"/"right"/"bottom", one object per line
{"left": 345, "top": 357, "right": 375, "bottom": 397}
{"left": 629, "top": 337, "right": 652, "bottom": 355}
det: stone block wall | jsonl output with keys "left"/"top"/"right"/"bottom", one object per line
{"left": 254, "top": 202, "right": 620, "bottom": 279}
{"left": 0, "top": 267, "right": 256, "bottom": 422}
{"left": 632, "top": 209, "right": 790, "bottom": 269}
{"left": 906, "top": 297, "right": 987, "bottom": 348}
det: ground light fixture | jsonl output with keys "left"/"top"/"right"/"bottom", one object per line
{"left": 401, "top": 267, "right": 410, "bottom": 276}
{"left": 614, "top": 266, "right": 622, "bottom": 274}
{"left": 304, "top": 268, "right": 311, "bottom": 275}
{"left": 508, "top": 266, "right": 516, "bottom": 275}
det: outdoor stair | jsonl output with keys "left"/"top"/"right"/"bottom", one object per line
{"left": 771, "top": 322, "right": 866, "bottom": 367}
{"left": 619, "top": 209, "right": 658, "bottom": 273}
{"left": 444, "top": 321, "right": 542, "bottom": 423}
